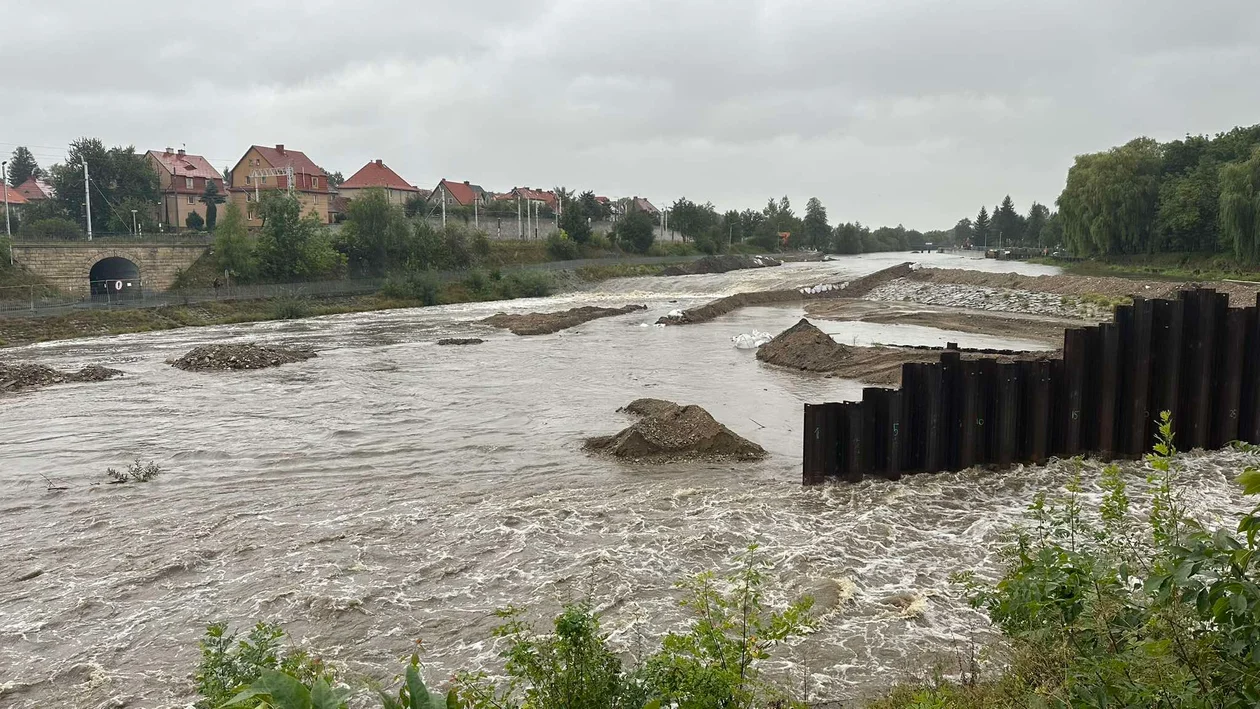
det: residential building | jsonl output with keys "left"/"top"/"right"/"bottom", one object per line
{"left": 228, "top": 144, "right": 332, "bottom": 226}
{"left": 631, "top": 196, "right": 660, "bottom": 217}
{"left": 431, "top": 179, "right": 490, "bottom": 208}
{"left": 13, "top": 176, "right": 54, "bottom": 202}
{"left": 1, "top": 184, "right": 29, "bottom": 223}
{"left": 496, "top": 186, "right": 558, "bottom": 212}
{"left": 339, "top": 159, "right": 421, "bottom": 206}
{"left": 146, "top": 148, "right": 228, "bottom": 230}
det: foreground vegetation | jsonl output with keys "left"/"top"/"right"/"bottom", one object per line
{"left": 194, "top": 546, "right": 816, "bottom": 709}
{"left": 876, "top": 415, "right": 1260, "bottom": 708}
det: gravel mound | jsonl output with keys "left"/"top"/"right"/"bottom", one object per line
{"left": 437, "top": 338, "right": 485, "bottom": 346}
{"left": 585, "top": 398, "right": 767, "bottom": 463}
{"left": 0, "top": 362, "right": 123, "bottom": 393}
{"left": 756, "top": 319, "right": 853, "bottom": 371}
{"left": 168, "top": 343, "right": 317, "bottom": 371}
{"left": 483, "top": 305, "right": 647, "bottom": 336}
{"left": 660, "top": 254, "right": 782, "bottom": 276}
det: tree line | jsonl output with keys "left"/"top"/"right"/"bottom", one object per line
{"left": 1056, "top": 124, "right": 1260, "bottom": 259}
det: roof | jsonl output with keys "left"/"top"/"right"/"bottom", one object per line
{"left": 1, "top": 186, "right": 29, "bottom": 206}
{"left": 341, "top": 160, "right": 420, "bottom": 192}
{"left": 436, "top": 179, "right": 484, "bottom": 206}
{"left": 14, "top": 176, "right": 54, "bottom": 200}
{"left": 249, "top": 144, "right": 325, "bottom": 177}
{"left": 147, "top": 149, "right": 223, "bottom": 180}
{"left": 634, "top": 197, "right": 659, "bottom": 214}
{"left": 497, "top": 186, "right": 558, "bottom": 209}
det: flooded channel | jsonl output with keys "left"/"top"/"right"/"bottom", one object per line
{"left": 0, "top": 252, "right": 1250, "bottom": 707}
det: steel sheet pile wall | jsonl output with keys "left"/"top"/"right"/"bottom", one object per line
{"left": 803, "top": 288, "right": 1260, "bottom": 484}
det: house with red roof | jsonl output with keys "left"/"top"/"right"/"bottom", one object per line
{"left": 228, "top": 144, "right": 332, "bottom": 226}
{"left": 495, "top": 186, "right": 558, "bottom": 212}
{"left": 146, "top": 148, "right": 228, "bottom": 230}
{"left": 2, "top": 182, "right": 29, "bottom": 222}
{"left": 340, "top": 159, "right": 421, "bottom": 207}
{"left": 431, "top": 179, "right": 490, "bottom": 208}
{"left": 631, "top": 196, "right": 659, "bottom": 217}
{"left": 13, "top": 176, "right": 54, "bottom": 202}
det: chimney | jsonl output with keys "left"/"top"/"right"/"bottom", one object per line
{"left": 464, "top": 180, "right": 470, "bottom": 185}
{"left": 165, "top": 147, "right": 173, "bottom": 155}
{"left": 375, "top": 159, "right": 383, "bottom": 165}
{"left": 275, "top": 144, "right": 285, "bottom": 154}
{"left": 177, "top": 148, "right": 185, "bottom": 158}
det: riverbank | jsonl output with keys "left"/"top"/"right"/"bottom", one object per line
{"left": 1032, "top": 251, "right": 1260, "bottom": 283}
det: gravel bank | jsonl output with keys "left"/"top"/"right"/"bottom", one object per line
{"left": 864, "top": 279, "right": 1114, "bottom": 320}
{"left": 0, "top": 362, "right": 123, "bottom": 393}
{"left": 169, "top": 343, "right": 317, "bottom": 371}
{"left": 484, "top": 305, "right": 647, "bottom": 335}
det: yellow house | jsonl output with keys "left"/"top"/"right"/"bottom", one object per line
{"left": 228, "top": 144, "right": 333, "bottom": 227}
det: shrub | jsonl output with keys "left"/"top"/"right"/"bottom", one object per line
{"left": 22, "top": 217, "right": 81, "bottom": 239}
{"left": 463, "top": 269, "right": 491, "bottom": 296}
{"left": 185, "top": 211, "right": 205, "bottom": 231}
{"left": 546, "top": 231, "right": 580, "bottom": 261}
{"left": 471, "top": 230, "right": 492, "bottom": 260}
{"left": 496, "top": 270, "right": 553, "bottom": 299}
{"left": 382, "top": 270, "right": 442, "bottom": 306}
{"left": 105, "top": 459, "right": 162, "bottom": 483}
{"left": 616, "top": 211, "right": 656, "bottom": 254}
{"left": 270, "top": 298, "right": 311, "bottom": 320}
{"left": 195, "top": 621, "right": 335, "bottom": 709}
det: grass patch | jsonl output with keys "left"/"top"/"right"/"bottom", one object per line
{"left": 1039, "top": 251, "right": 1260, "bottom": 282}
{"left": 575, "top": 263, "right": 669, "bottom": 281}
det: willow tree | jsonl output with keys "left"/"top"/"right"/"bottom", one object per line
{"left": 1057, "top": 138, "right": 1162, "bottom": 255}
{"left": 1219, "top": 149, "right": 1260, "bottom": 262}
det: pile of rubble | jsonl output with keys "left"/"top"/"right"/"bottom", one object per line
{"left": 168, "top": 343, "right": 317, "bottom": 371}
{"left": 0, "top": 362, "right": 123, "bottom": 393}
{"left": 585, "top": 398, "right": 767, "bottom": 463}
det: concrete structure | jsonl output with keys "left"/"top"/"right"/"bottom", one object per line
{"left": 228, "top": 144, "right": 332, "bottom": 227}
{"left": 11, "top": 240, "right": 208, "bottom": 294}
{"left": 146, "top": 148, "right": 228, "bottom": 231}
{"left": 339, "top": 159, "right": 421, "bottom": 206}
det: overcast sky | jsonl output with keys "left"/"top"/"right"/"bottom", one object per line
{"left": 3, "top": 0, "right": 1258, "bottom": 230}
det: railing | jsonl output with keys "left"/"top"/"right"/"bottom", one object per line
{"left": 11, "top": 232, "right": 212, "bottom": 245}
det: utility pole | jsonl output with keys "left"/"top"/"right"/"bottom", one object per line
{"left": 441, "top": 190, "right": 447, "bottom": 227}
{"left": 474, "top": 198, "right": 479, "bottom": 229}
{"left": 131, "top": 209, "right": 138, "bottom": 236}
{"left": 517, "top": 195, "right": 522, "bottom": 238}
{"left": 3, "top": 160, "right": 10, "bottom": 242}
{"left": 84, "top": 161, "right": 93, "bottom": 241}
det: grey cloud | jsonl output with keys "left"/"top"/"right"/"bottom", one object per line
{"left": 3, "top": 0, "right": 1259, "bottom": 229}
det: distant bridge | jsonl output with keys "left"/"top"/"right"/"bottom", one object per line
{"left": 9, "top": 237, "right": 209, "bottom": 294}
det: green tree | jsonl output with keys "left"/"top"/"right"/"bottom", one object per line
{"left": 992, "top": 195, "right": 1026, "bottom": 245}
{"left": 48, "top": 138, "right": 160, "bottom": 235}
{"left": 1219, "top": 149, "right": 1260, "bottom": 262}
{"left": 1025, "top": 202, "right": 1050, "bottom": 247}
{"left": 254, "top": 193, "right": 345, "bottom": 281}
{"left": 403, "top": 193, "right": 428, "bottom": 218}
{"left": 185, "top": 210, "right": 204, "bottom": 231}
{"left": 199, "top": 181, "right": 226, "bottom": 231}
{"left": 669, "top": 197, "right": 719, "bottom": 243}
{"left": 213, "top": 202, "right": 255, "bottom": 281}
{"left": 802, "top": 197, "right": 830, "bottom": 249}
{"left": 1156, "top": 161, "right": 1220, "bottom": 252}
{"left": 578, "top": 190, "right": 606, "bottom": 221}
{"left": 7, "top": 146, "right": 41, "bottom": 187}
{"left": 559, "top": 194, "right": 593, "bottom": 245}
{"left": 1043, "top": 211, "right": 1064, "bottom": 248}
{"left": 1057, "top": 137, "right": 1163, "bottom": 255}
{"left": 615, "top": 210, "right": 656, "bottom": 254}
{"left": 337, "top": 187, "right": 412, "bottom": 275}
{"left": 953, "top": 217, "right": 974, "bottom": 246}
{"left": 832, "top": 222, "right": 864, "bottom": 254}
{"left": 974, "top": 206, "right": 992, "bottom": 247}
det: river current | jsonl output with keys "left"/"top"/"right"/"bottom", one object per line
{"left": 1, "top": 252, "right": 1252, "bottom": 707}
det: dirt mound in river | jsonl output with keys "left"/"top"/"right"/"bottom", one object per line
{"left": 169, "top": 343, "right": 317, "bottom": 371}
{"left": 0, "top": 362, "right": 123, "bottom": 393}
{"left": 437, "top": 338, "right": 484, "bottom": 346}
{"left": 658, "top": 262, "right": 914, "bottom": 325}
{"left": 585, "top": 398, "right": 767, "bottom": 463}
{"left": 483, "top": 304, "right": 646, "bottom": 335}
{"left": 660, "top": 254, "right": 782, "bottom": 276}
{"left": 756, "top": 319, "right": 854, "bottom": 371}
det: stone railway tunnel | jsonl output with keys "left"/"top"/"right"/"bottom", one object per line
{"left": 9, "top": 241, "right": 209, "bottom": 294}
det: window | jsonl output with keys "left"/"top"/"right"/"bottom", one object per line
{"left": 187, "top": 195, "right": 195, "bottom": 204}
{"left": 185, "top": 177, "right": 194, "bottom": 189}
{"left": 314, "top": 195, "right": 321, "bottom": 205}
{"left": 313, "top": 177, "right": 320, "bottom": 189}
{"left": 261, "top": 176, "right": 267, "bottom": 184}
{"left": 247, "top": 206, "right": 256, "bottom": 220}
{"left": 245, "top": 175, "right": 251, "bottom": 184}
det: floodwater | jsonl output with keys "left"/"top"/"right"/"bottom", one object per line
{"left": 0, "top": 251, "right": 1251, "bottom": 707}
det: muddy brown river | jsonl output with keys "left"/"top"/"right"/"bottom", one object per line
{"left": 1, "top": 252, "right": 1252, "bottom": 707}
